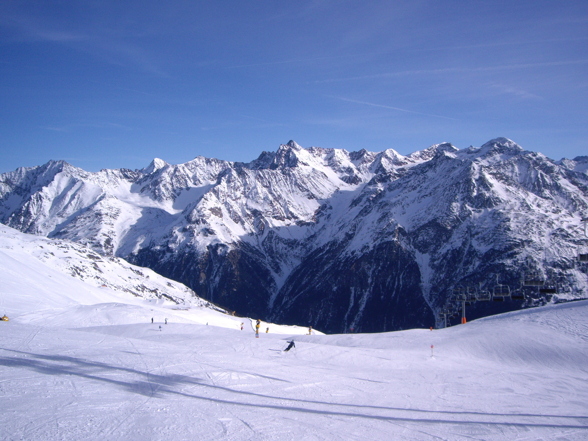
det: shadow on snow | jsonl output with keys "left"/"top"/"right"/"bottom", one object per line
{"left": 1, "top": 348, "right": 587, "bottom": 431}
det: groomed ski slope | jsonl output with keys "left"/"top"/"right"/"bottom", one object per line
{"left": 1, "top": 227, "right": 587, "bottom": 440}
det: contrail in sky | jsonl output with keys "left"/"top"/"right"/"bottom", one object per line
{"left": 332, "top": 96, "right": 458, "bottom": 121}
{"left": 317, "top": 59, "right": 588, "bottom": 84}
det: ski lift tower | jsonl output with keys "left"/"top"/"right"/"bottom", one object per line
{"left": 460, "top": 295, "right": 467, "bottom": 324}
{"left": 452, "top": 287, "right": 467, "bottom": 324}
{"left": 438, "top": 309, "right": 451, "bottom": 329}
{"left": 580, "top": 216, "right": 588, "bottom": 263}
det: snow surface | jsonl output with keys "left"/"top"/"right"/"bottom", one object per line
{"left": 1, "top": 227, "right": 587, "bottom": 440}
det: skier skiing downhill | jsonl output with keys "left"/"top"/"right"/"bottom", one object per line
{"left": 284, "top": 341, "right": 295, "bottom": 352}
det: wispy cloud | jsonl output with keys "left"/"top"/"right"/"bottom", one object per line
{"left": 330, "top": 96, "right": 458, "bottom": 121}
{"left": 0, "top": 12, "right": 88, "bottom": 43}
{"left": 91, "top": 38, "right": 169, "bottom": 77}
{"left": 42, "top": 126, "right": 70, "bottom": 133}
{"left": 0, "top": 9, "right": 168, "bottom": 77}
{"left": 429, "top": 36, "right": 588, "bottom": 52}
{"left": 228, "top": 53, "right": 358, "bottom": 69}
{"left": 41, "top": 121, "right": 135, "bottom": 133}
{"left": 315, "top": 59, "right": 588, "bottom": 84}
{"left": 489, "top": 83, "right": 543, "bottom": 101}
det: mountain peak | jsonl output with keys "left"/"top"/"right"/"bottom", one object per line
{"left": 270, "top": 142, "right": 303, "bottom": 169}
{"left": 480, "top": 137, "right": 523, "bottom": 153}
{"left": 40, "top": 159, "right": 73, "bottom": 174}
{"left": 408, "top": 142, "right": 457, "bottom": 162}
{"left": 142, "top": 158, "right": 168, "bottom": 175}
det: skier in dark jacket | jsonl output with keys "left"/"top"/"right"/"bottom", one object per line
{"left": 284, "top": 340, "right": 295, "bottom": 352}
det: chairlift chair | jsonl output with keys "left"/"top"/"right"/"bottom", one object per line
{"left": 511, "top": 291, "right": 525, "bottom": 300}
{"left": 523, "top": 271, "right": 545, "bottom": 287}
{"left": 476, "top": 289, "right": 491, "bottom": 302}
{"left": 465, "top": 287, "right": 477, "bottom": 304}
{"left": 493, "top": 283, "right": 511, "bottom": 301}
{"left": 579, "top": 253, "right": 588, "bottom": 263}
{"left": 452, "top": 287, "right": 466, "bottom": 302}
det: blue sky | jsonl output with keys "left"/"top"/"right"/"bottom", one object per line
{"left": 1, "top": 1, "right": 587, "bottom": 173}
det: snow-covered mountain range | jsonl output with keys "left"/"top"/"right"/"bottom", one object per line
{"left": 1, "top": 138, "right": 588, "bottom": 332}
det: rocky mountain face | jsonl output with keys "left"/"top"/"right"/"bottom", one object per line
{"left": 1, "top": 138, "right": 587, "bottom": 333}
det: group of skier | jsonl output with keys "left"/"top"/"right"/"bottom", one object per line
{"left": 148, "top": 314, "right": 304, "bottom": 352}
{"left": 151, "top": 317, "right": 168, "bottom": 331}
{"left": 247, "top": 318, "right": 302, "bottom": 352}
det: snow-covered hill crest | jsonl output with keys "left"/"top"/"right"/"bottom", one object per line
{"left": 0, "top": 224, "right": 217, "bottom": 319}
{"left": 1, "top": 138, "right": 587, "bottom": 332}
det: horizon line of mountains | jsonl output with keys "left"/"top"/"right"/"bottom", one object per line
{"left": 1, "top": 137, "right": 587, "bottom": 333}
